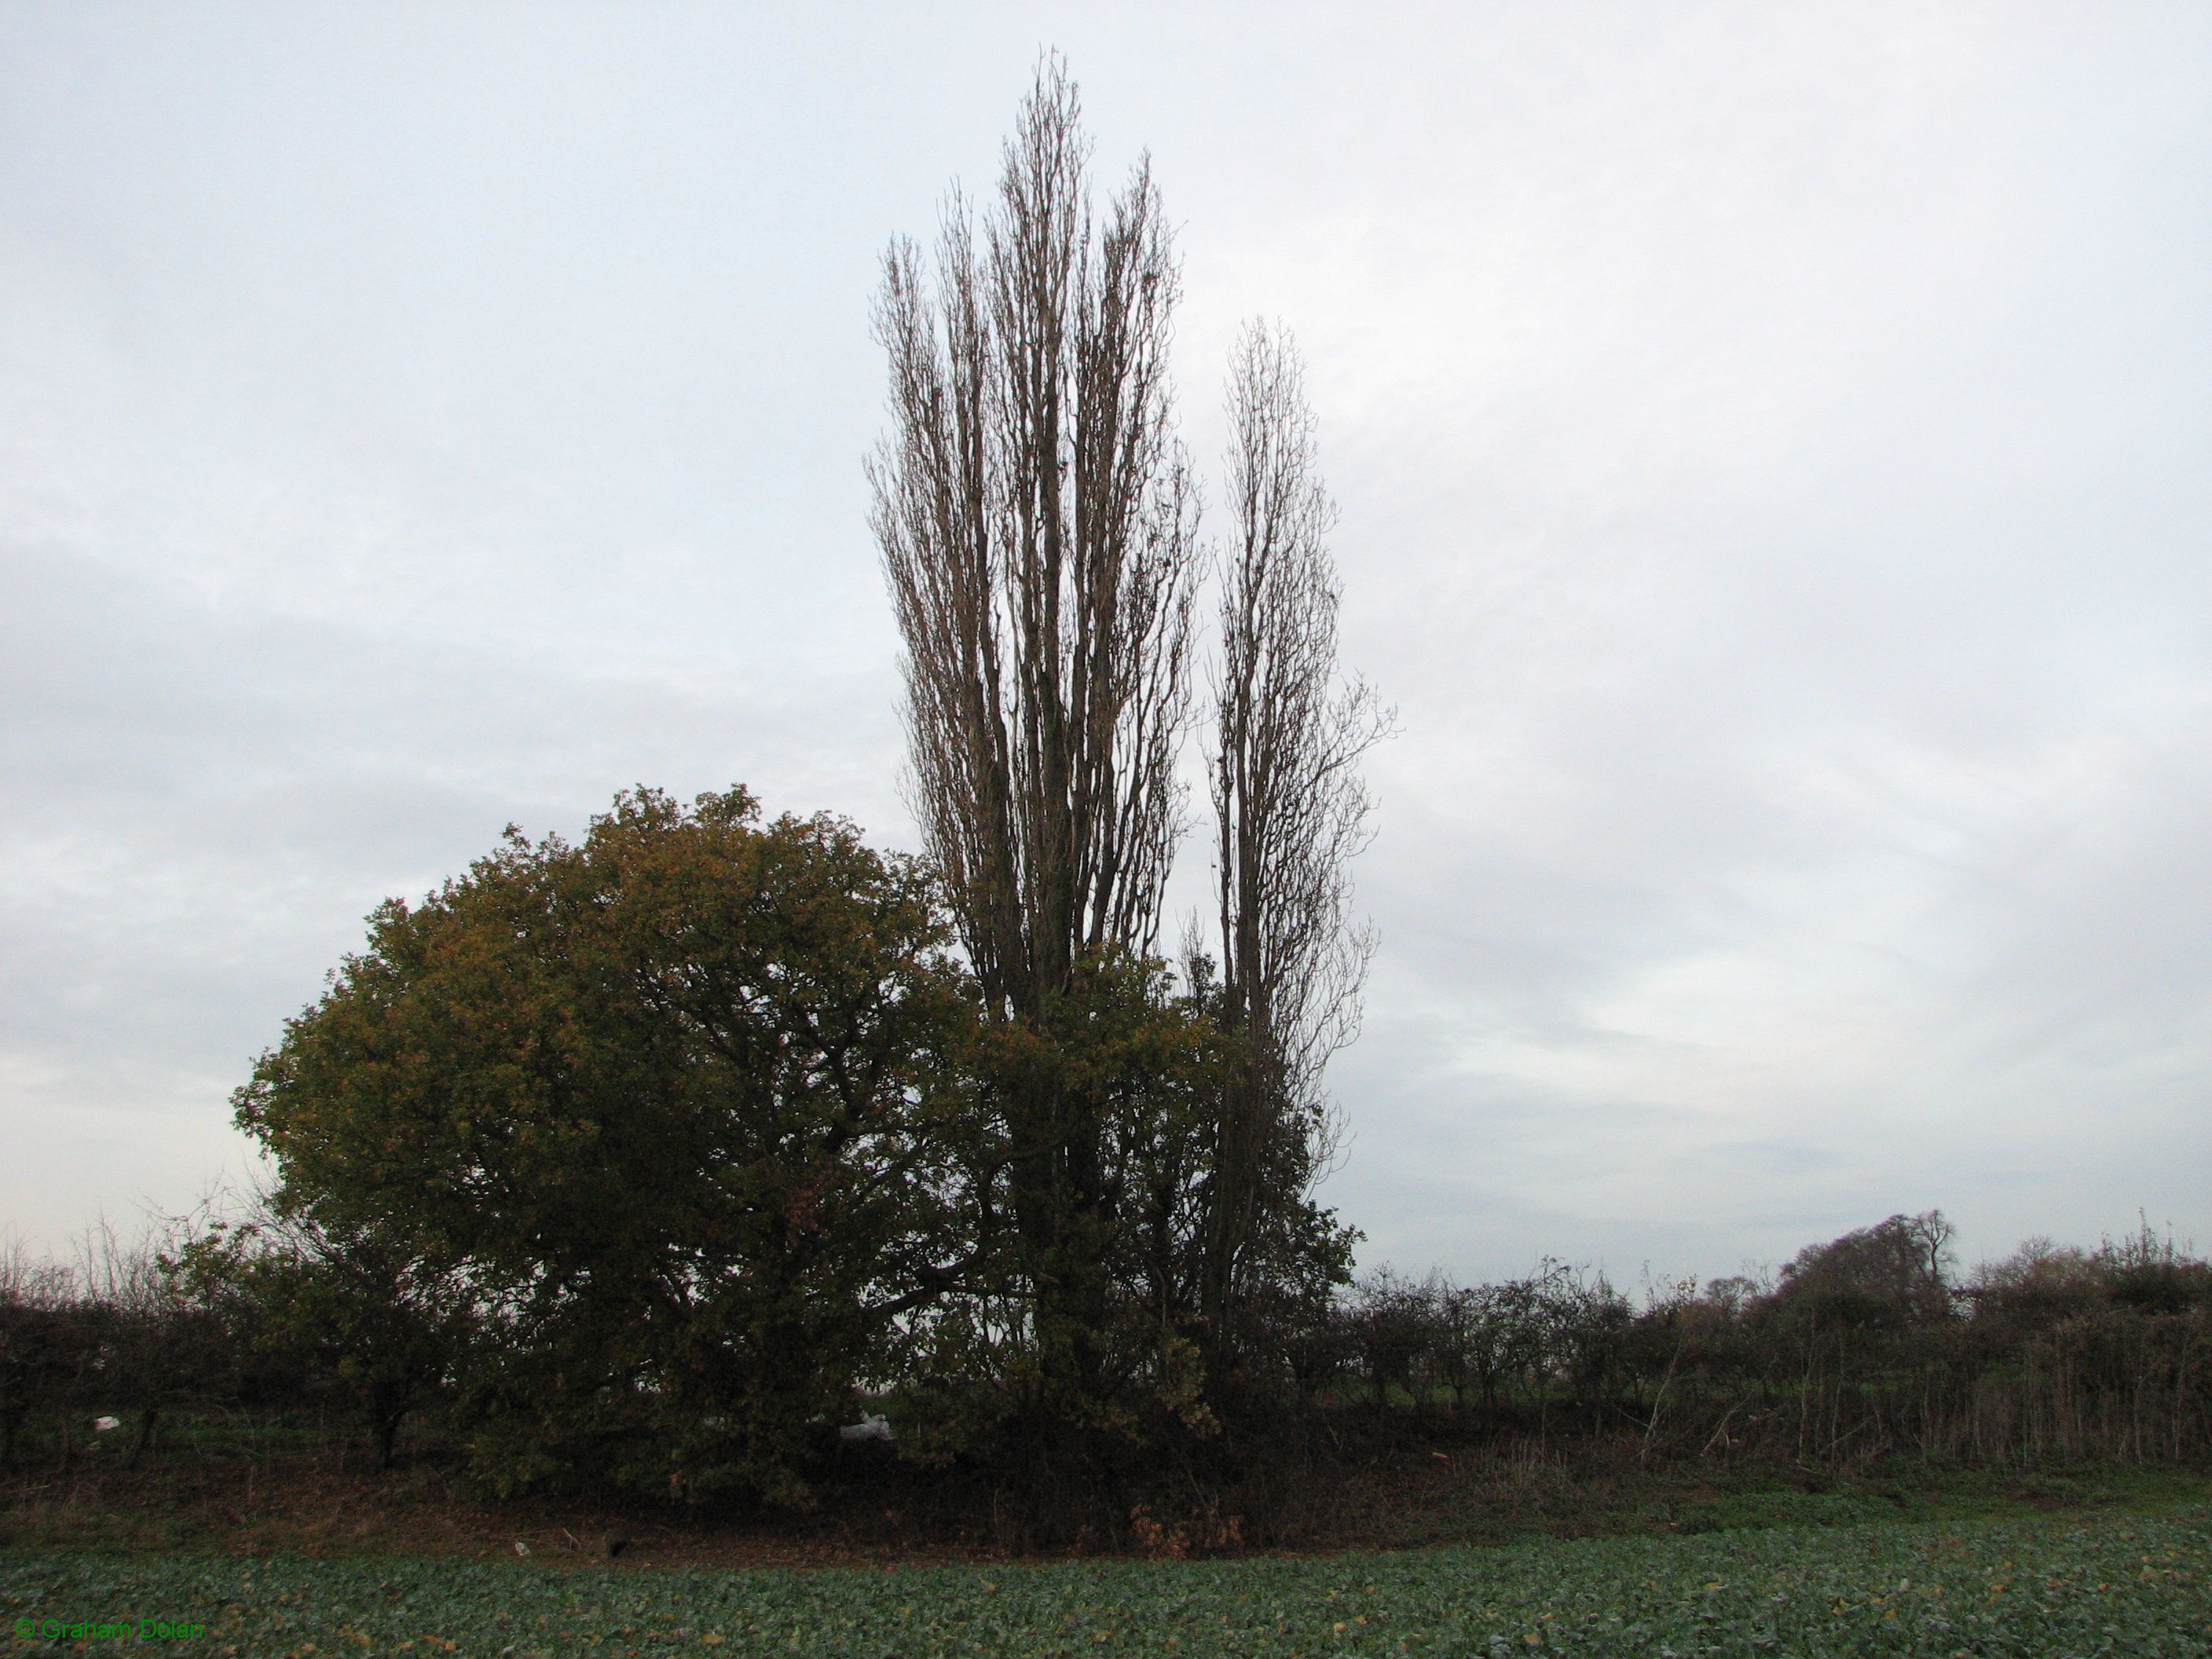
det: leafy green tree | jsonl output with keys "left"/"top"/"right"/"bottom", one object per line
{"left": 1773, "top": 1212, "right": 1956, "bottom": 1330}
{"left": 172, "top": 1210, "right": 467, "bottom": 1470}
{"left": 2095, "top": 1219, "right": 2212, "bottom": 1314}
{"left": 233, "top": 787, "right": 987, "bottom": 1502}
{"left": 898, "top": 956, "right": 1246, "bottom": 1460}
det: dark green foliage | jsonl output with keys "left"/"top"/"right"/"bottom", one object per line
{"left": 1774, "top": 1212, "right": 1957, "bottom": 1330}
{"left": 1011, "top": 954, "right": 1352, "bottom": 1436}
{"left": 888, "top": 954, "right": 1355, "bottom": 1536}
{"left": 171, "top": 1213, "right": 467, "bottom": 1470}
{"left": 225, "top": 786, "right": 987, "bottom": 1503}
{"left": 970, "top": 955, "right": 1238, "bottom": 1433}
{"left": 0, "top": 1227, "right": 247, "bottom": 1474}
{"left": 2096, "top": 1219, "right": 2212, "bottom": 1315}
{"left": 0, "top": 1295, "right": 86, "bottom": 1468}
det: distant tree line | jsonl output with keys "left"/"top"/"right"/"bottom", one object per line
{"left": 1306, "top": 1214, "right": 2212, "bottom": 1470}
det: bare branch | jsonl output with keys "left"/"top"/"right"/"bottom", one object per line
{"left": 1202, "top": 320, "right": 1390, "bottom": 1353}
{"left": 870, "top": 57, "right": 1197, "bottom": 1021}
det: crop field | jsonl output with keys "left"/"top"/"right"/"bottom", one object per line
{"left": 5, "top": 1508, "right": 2207, "bottom": 1657}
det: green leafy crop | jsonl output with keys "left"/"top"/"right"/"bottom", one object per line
{"left": 5, "top": 1508, "right": 2207, "bottom": 1657}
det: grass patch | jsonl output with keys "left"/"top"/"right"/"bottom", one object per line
{"left": 1647, "top": 1461, "right": 2212, "bottom": 1536}
{"left": 1281, "top": 1443, "right": 2212, "bottom": 1554}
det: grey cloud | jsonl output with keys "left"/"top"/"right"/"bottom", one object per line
{"left": 0, "top": 533, "right": 903, "bottom": 1240}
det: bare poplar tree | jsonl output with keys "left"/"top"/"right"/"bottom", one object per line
{"left": 1200, "top": 321, "right": 1386, "bottom": 1377}
{"left": 868, "top": 60, "right": 1199, "bottom": 1397}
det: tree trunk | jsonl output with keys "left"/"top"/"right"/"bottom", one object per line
{"left": 129, "top": 1406, "right": 159, "bottom": 1468}
{"left": 375, "top": 1412, "right": 401, "bottom": 1472}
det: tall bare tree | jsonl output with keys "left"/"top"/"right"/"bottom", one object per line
{"left": 1200, "top": 321, "right": 1386, "bottom": 1380}
{"left": 869, "top": 60, "right": 1199, "bottom": 1400}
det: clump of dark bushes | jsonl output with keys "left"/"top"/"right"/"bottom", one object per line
{"left": 0, "top": 1220, "right": 302, "bottom": 1474}
{"left": 1291, "top": 1214, "right": 2212, "bottom": 1471}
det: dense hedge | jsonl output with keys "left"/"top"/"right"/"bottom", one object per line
{"left": 5, "top": 1210, "right": 2206, "bottom": 1514}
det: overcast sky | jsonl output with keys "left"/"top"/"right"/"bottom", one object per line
{"left": 5, "top": 2, "right": 2209, "bottom": 1285}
